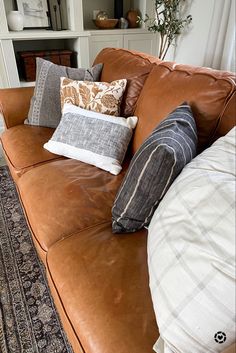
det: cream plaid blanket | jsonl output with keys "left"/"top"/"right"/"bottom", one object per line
{"left": 148, "top": 127, "right": 236, "bottom": 353}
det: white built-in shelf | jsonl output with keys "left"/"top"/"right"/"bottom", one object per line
{"left": 0, "top": 0, "right": 156, "bottom": 88}
{"left": 20, "top": 81, "right": 35, "bottom": 87}
{"left": 86, "top": 28, "right": 149, "bottom": 35}
{"left": 0, "top": 28, "right": 150, "bottom": 41}
{"left": 0, "top": 30, "right": 89, "bottom": 41}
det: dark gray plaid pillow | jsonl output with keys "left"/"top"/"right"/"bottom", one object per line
{"left": 112, "top": 103, "right": 198, "bottom": 233}
{"left": 25, "top": 58, "right": 103, "bottom": 128}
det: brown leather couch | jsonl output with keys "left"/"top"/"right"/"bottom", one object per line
{"left": 0, "top": 48, "right": 235, "bottom": 353}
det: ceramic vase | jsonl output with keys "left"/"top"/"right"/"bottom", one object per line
{"left": 126, "top": 9, "right": 139, "bottom": 28}
{"left": 7, "top": 11, "right": 24, "bottom": 31}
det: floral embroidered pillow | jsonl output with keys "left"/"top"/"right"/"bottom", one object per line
{"left": 60, "top": 77, "right": 127, "bottom": 116}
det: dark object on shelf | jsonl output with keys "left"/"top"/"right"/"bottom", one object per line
{"left": 57, "top": 0, "right": 63, "bottom": 30}
{"left": 119, "top": 17, "right": 128, "bottom": 29}
{"left": 49, "top": 0, "right": 68, "bottom": 31}
{"left": 114, "top": 0, "right": 123, "bottom": 19}
{"left": 126, "top": 9, "right": 140, "bottom": 28}
{"left": 18, "top": 49, "right": 74, "bottom": 82}
{"left": 53, "top": 5, "right": 59, "bottom": 30}
{"left": 46, "top": 10, "right": 52, "bottom": 29}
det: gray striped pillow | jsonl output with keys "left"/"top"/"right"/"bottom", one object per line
{"left": 25, "top": 58, "right": 103, "bottom": 128}
{"left": 112, "top": 103, "right": 198, "bottom": 233}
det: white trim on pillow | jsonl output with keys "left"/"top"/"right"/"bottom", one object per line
{"left": 44, "top": 140, "right": 122, "bottom": 175}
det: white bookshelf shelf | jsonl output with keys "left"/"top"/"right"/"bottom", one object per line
{"left": 20, "top": 81, "right": 35, "bottom": 87}
{"left": 0, "top": 30, "right": 89, "bottom": 41}
{"left": 88, "top": 28, "right": 149, "bottom": 35}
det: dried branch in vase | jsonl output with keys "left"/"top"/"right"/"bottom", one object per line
{"left": 138, "top": 0, "right": 192, "bottom": 60}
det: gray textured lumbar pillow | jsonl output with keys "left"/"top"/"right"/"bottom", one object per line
{"left": 25, "top": 58, "right": 103, "bottom": 128}
{"left": 44, "top": 104, "right": 138, "bottom": 175}
{"left": 112, "top": 103, "right": 198, "bottom": 233}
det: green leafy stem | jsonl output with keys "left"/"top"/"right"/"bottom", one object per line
{"left": 138, "top": 0, "right": 192, "bottom": 60}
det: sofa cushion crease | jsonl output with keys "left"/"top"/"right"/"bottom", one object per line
{"left": 17, "top": 157, "right": 129, "bottom": 254}
{"left": 17, "top": 177, "right": 114, "bottom": 266}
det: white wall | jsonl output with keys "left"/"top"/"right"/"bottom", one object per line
{"left": 162, "top": 0, "right": 235, "bottom": 71}
{"left": 164, "top": 0, "right": 216, "bottom": 66}
{"left": 204, "top": 0, "right": 235, "bottom": 72}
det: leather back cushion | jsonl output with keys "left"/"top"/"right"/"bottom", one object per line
{"left": 212, "top": 91, "right": 236, "bottom": 142}
{"left": 93, "top": 47, "right": 160, "bottom": 82}
{"left": 133, "top": 62, "right": 235, "bottom": 153}
{"left": 93, "top": 48, "right": 161, "bottom": 117}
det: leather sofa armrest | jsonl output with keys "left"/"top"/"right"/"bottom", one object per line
{"left": 221, "top": 343, "right": 236, "bottom": 353}
{"left": 0, "top": 87, "right": 34, "bottom": 129}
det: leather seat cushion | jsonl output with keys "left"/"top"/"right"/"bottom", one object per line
{"left": 0, "top": 125, "right": 62, "bottom": 179}
{"left": 46, "top": 222, "right": 158, "bottom": 353}
{"left": 18, "top": 158, "right": 128, "bottom": 254}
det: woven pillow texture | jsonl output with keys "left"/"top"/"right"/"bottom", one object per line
{"left": 148, "top": 126, "right": 236, "bottom": 353}
{"left": 44, "top": 104, "right": 137, "bottom": 175}
{"left": 60, "top": 77, "right": 127, "bottom": 116}
{"left": 25, "top": 58, "right": 103, "bottom": 128}
{"left": 112, "top": 102, "right": 198, "bottom": 233}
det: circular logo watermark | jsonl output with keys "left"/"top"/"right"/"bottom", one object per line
{"left": 214, "top": 332, "right": 226, "bottom": 344}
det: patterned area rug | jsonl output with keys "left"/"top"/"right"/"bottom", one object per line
{"left": 0, "top": 143, "right": 6, "bottom": 167}
{"left": 0, "top": 119, "right": 6, "bottom": 167}
{"left": 0, "top": 166, "right": 73, "bottom": 353}
{"left": 0, "top": 151, "right": 6, "bottom": 167}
